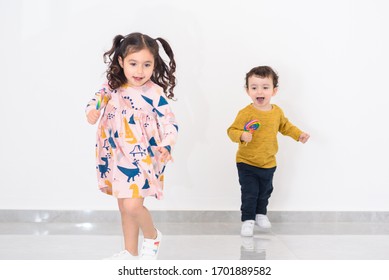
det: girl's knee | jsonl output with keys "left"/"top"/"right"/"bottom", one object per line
{"left": 119, "top": 199, "right": 144, "bottom": 217}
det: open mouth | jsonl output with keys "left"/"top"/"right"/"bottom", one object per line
{"left": 133, "top": 77, "right": 144, "bottom": 82}
{"left": 256, "top": 97, "right": 265, "bottom": 102}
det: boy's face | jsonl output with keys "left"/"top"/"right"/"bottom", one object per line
{"left": 246, "top": 75, "right": 278, "bottom": 111}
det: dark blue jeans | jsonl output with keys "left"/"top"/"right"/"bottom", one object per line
{"left": 237, "top": 162, "right": 276, "bottom": 221}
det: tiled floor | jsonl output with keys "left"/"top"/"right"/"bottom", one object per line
{"left": 1, "top": 222, "right": 389, "bottom": 260}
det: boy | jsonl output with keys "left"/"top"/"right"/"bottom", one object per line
{"left": 227, "top": 66, "right": 310, "bottom": 236}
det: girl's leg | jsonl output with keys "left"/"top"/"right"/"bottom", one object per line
{"left": 118, "top": 198, "right": 157, "bottom": 255}
{"left": 117, "top": 199, "right": 139, "bottom": 255}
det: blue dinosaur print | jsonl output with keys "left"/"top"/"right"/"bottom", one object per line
{"left": 89, "top": 81, "right": 178, "bottom": 199}
{"left": 98, "top": 157, "right": 111, "bottom": 178}
{"left": 117, "top": 160, "right": 141, "bottom": 182}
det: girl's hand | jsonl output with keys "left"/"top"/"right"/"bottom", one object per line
{"left": 299, "top": 132, "right": 310, "bottom": 143}
{"left": 87, "top": 109, "right": 101, "bottom": 125}
{"left": 100, "top": 187, "right": 109, "bottom": 194}
{"left": 157, "top": 146, "right": 172, "bottom": 162}
{"left": 240, "top": 131, "right": 253, "bottom": 143}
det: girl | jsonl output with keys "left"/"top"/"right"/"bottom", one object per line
{"left": 86, "top": 32, "right": 178, "bottom": 260}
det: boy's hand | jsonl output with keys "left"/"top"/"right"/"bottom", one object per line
{"left": 240, "top": 131, "right": 253, "bottom": 143}
{"left": 299, "top": 132, "right": 310, "bottom": 143}
{"left": 157, "top": 146, "right": 172, "bottom": 162}
{"left": 87, "top": 109, "right": 101, "bottom": 125}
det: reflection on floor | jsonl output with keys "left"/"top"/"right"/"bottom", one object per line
{"left": 1, "top": 222, "right": 389, "bottom": 260}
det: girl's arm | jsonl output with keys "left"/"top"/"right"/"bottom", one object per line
{"left": 85, "top": 86, "right": 111, "bottom": 125}
{"left": 86, "top": 109, "right": 101, "bottom": 125}
{"left": 156, "top": 95, "right": 178, "bottom": 160}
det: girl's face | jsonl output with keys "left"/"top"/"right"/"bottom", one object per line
{"left": 246, "top": 75, "right": 278, "bottom": 111}
{"left": 118, "top": 48, "right": 155, "bottom": 87}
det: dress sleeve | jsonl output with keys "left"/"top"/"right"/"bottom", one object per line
{"left": 155, "top": 94, "right": 179, "bottom": 153}
{"left": 85, "top": 83, "right": 112, "bottom": 115}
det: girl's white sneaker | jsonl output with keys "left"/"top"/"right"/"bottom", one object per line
{"left": 104, "top": 250, "right": 138, "bottom": 260}
{"left": 241, "top": 220, "right": 255, "bottom": 236}
{"left": 140, "top": 229, "right": 162, "bottom": 260}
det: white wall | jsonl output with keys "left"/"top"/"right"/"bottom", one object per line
{"left": 1, "top": 0, "right": 388, "bottom": 211}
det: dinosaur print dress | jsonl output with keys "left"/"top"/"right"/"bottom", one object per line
{"left": 86, "top": 81, "right": 178, "bottom": 199}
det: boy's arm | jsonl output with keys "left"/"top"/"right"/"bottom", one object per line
{"left": 227, "top": 112, "right": 245, "bottom": 143}
{"left": 279, "top": 111, "right": 303, "bottom": 141}
{"left": 298, "top": 132, "right": 310, "bottom": 143}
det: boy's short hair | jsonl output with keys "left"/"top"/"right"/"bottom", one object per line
{"left": 245, "top": 66, "right": 279, "bottom": 88}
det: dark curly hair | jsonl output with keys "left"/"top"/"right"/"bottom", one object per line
{"left": 245, "top": 66, "right": 279, "bottom": 89}
{"left": 103, "top": 32, "right": 176, "bottom": 99}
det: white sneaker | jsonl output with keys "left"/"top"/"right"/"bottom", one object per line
{"left": 104, "top": 250, "right": 138, "bottom": 260}
{"left": 255, "top": 214, "right": 272, "bottom": 229}
{"left": 241, "top": 220, "right": 255, "bottom": 236}
{"left": 140, "top": 229, "right": 162, "bottom": 260}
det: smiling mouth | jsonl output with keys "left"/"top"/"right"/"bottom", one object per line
{"left": 133, "top": 77, "right": 144, "bottom": 81}
{"left": 256, "top": 97, "right": 265, "bottom": 102}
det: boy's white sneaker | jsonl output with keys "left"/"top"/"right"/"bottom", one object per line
{"left": 140, "top": 229, "right": 162, "bottom": 260}
{"left": 255, "top": 214, "right": 272, "bottom": 229}
{"left": 241, "top": 220, "right": 255, "bottom": 236}
{"left": 104, "top": 250, "right": 138, "bottom": 260}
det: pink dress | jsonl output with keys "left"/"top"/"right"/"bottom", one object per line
{"left": 86, "top": 81, "right": 178, "bottom": 199}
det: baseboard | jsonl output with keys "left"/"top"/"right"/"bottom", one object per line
{"left": 1, "top": 210, "right": 389, "bottom": 223}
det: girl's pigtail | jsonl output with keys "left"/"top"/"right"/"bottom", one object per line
{"left": 103, "top": 35, "right": 126, "bottom": 90}
{"left": 156, "top": 37, "right": 176, "bottom": 99}
{"left": 103, "top": 35, "right": 124, "bottom": 63}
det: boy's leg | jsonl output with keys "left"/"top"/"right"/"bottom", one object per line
{"left": 237, "top": 163, "right": 260, "bottom": 221}
{"left": 255, "top": 167, "right": 276, "bottom": 215}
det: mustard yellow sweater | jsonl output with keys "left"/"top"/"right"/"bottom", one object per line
{"left": 227, "top": 104, "right": 302, "bottom": 168}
